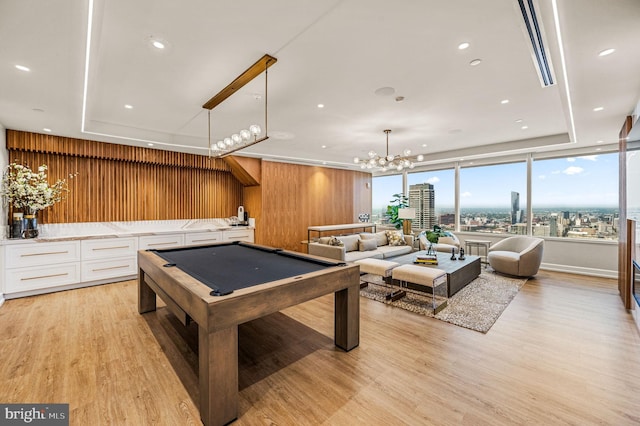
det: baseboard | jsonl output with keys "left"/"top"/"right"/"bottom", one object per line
{"left": 540, "top": 262, "right": 617, "bottom": 279}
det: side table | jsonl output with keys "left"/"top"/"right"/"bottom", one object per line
{"left": 465, "top": 239, "right": 491, "bottom": 265}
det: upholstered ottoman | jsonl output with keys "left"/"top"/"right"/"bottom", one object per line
{"left": 354, "top": 258, "right": 401, "bottom": 298}
{"left": 391, "top": 265, "right": 448, "bottom": 313}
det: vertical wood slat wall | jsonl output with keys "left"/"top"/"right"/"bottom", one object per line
{"left": 6, "top": 131, "right": 243, "bottom": 223}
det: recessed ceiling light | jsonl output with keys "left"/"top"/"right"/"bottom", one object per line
{"left": 515, "top": 119, "right": 523, "bottom": 123}
{"left": 598, "top": 48, "right": 615, "bottom": 57}
{"left": 374, "top": 87, "right": 395, "bottom": 96}
{"left": 15, "top": 64, "right": 30, "bottom": 72}
{"left": 501, "top": 99, "right": 509, "bottom": 104}
{"left": 152, "top": 40, "right": 165, "bottom": 49}
{"left": 321, "top": 145, "right": 327, "bottom": 149}
{"left": 595, "top": 148, "right": 602, "bottom": 151}
{"left": 124, "top": 104, "right": 133, "bottom": 109}
{"left": 317, "top": 103, "right": 324, "bottom": 108}
{"left": 596, "top": 140, "right": 604, "bottom": 144}
{"left": 458, "top": 42, "right": 470, "bottom": 50}
{"left": 147, "top": 143, "right": 154, "bottom": 147}
{"left": 43, "top": 128, "right": 51, "bottom": 132}
{"left": 593, "top": 106, "right": 604, "bottom": 112}
{"left": 422, "top": 144, "right": 427, "bottom": 148}
{"left": 521, "top": 125, "right": 529, "bottom": 130}
{"left": 469, "top": 59, "right": 482, "bottom": 66}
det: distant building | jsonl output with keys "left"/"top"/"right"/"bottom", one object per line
{"left": 439, "top": 213, "right": 455, "bottom": 226}
{"left": 409, "top": 183, "right": 435, "bottom": 231}
{"left": 511, "top": 191, "right": 520, "bottom": 224}
{"left": 550, "top": 214, "right": 558, "bottom": 237}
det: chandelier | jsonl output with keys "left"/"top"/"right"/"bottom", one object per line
{"left": 204, "top": 54, "right": 277, "bottom": 157}
{"left": 354, "top": 129, "right": 424, "bottom": 171}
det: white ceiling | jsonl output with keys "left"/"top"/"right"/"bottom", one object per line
{"left": 1, "top": 0, "right": 639, "bottom": 173}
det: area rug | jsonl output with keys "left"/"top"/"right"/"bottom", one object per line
{"left": 360, "top": 272, "right": 527, "bottom": 333}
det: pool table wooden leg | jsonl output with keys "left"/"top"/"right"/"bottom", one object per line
{"left": 198, "top": 325, "right": 238, "bottom": 426}
{"left": 138, "top": 270, "right": 157, "bottom": 313}
{"left": 334, "top": 284, "right": 360, "bottom": 351}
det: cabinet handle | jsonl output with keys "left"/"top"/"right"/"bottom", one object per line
{"left": 92, "top": 265, "right": 130, "bottom": 272}
{"left": 92, "top": 246, "right": 130, "bottom": 251}
{"left": 21, "top": 251, "right": 69, "bottom": 257}
{"left": 148, "top": 242, "right": 178, "bottom": 246}
{"left": 21, "top": 272, "right": 69, "bottom": 281}
{"left": 191, "top": 238, "right": 218, "bottom": 243}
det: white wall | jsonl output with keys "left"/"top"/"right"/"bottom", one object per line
{"left": 456, "top": 232, "right": 618, "bottom": 279}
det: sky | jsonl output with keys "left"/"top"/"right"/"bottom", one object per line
{"left": 372, "top": 153, "right": 619, "bottom": 211}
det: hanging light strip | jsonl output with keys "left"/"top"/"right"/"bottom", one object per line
{"left": 204, "top": 54, "right": 277, "bottom": 158}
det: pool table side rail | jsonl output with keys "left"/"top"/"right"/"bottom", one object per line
{"left": 138, "top": 249, "right": 360, "bottom": 332}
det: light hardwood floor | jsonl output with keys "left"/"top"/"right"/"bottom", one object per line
{"left": 1, "top": 270, "right": 639, "bottom": 425}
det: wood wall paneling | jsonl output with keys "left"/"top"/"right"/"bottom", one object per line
{"left": 6, "top": 131, "right": 243, "bottom": 223}
{"left": 618, "top": 117, "right": 633, "bottom": 309}
{"left": 6, "top": 131, "right": 372, "bottom": 251}
{"left": 257, "top": 161, "right": 371, "bottom": 252}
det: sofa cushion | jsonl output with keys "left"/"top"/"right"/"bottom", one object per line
{"left": 385, "top": 230, "right": 407, "bottom": 246}
{"left": 345, "top": 250, "right": 384, "bottom": 262}
{"left": 361, "top": 231, "right": 388, "bottom": 247}
{"left": 338, "top": 234, "right": 360, "bottom": 252}
{"left": 358, "top": 238, "right": 378, "bottom": 251}
{"left": 377, "top": 245, "right": 412, "bottom": 258}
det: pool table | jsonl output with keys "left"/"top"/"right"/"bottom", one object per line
{"left": 138, "top": 241, "right": 360, "bottom": 426}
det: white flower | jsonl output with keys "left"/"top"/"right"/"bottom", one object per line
{"left": 1, "top": 162, "right": 77, "bottom": 214}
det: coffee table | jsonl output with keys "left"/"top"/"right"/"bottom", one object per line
{"left": 387, "top": 251, "right": 481, "bottom": 297}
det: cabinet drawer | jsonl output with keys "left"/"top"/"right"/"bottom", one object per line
{"left": 185, "top": 232, "right": 222, "bottom": 246}
{"left": 82, "top": 257, "right": 137, "bottom": 282}
{"left": 5, "top": 263, "right": 81, "bottom": 293}
{"left": 82, "top": 237, "right": 138, "bottom": 260}
{"left": 222, "top": 229, "right": 254, "bottom": 243}
{"left": 5, "top": 241, "right": 81, "bottom": 269}
{"left": 138, "top": 234, "right": 185, "bottom": 250}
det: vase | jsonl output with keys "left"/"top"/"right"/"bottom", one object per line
{"left": 23, "top": 213, "right": 39, "bottom": 238}
{"left": 10, "top": 213, "right": 24, "bottom": 239}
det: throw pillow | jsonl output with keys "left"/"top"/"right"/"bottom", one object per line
{"left": 338, "top": 234, "right": 360, "bottom": 252}
{"left": 385, "top": 230, "right": 406, "bottom": 246}
{"left": 373, "top": 231, "right": 388, "bottom": 246}
{"left": 328, "top": 236, "right": 344, "bottom": 246}
{"left": 358, "top": 238, "right": 377, "bottom": 252}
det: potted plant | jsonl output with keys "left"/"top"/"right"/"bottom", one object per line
{"left": 418, "top": 225, "right": 448, "bottom": 255}
{"left": 385, "top": 193, "right": 408, "bottom": 229}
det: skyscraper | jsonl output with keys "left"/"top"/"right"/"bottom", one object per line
{"left": 409, "top": 183, "right": 435, "bottom": 231}
{"left": 511, "top": 191, "right": 520, "bottom": 224}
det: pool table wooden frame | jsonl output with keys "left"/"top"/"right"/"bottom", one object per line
{"left": 138, "top": 243, "right": 360, "bottom": 426}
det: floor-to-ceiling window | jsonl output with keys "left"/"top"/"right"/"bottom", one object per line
{"left": 532, "top": 153, "right": 618, "bottom": 239}
{"left": 371, "top": 174, "right": 402, "bottom": 225}
{"left": 407, "top": 168, "right": 455, "bottom": 232}
{"left": 371, "top": 148, "right": 618, "bottom": 240}
{"left": 459, "top": 162, "right": 527, "bottom": 234}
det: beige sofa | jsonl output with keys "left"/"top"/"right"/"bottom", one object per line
{"left": 308, "top": 230, "right": 414, "bottom": 262}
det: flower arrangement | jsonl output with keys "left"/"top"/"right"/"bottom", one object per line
{"left": 1, "top": 162, "right": 76, "bottom": 215}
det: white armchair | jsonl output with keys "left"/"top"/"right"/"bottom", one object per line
{"left": 487, "top": 236, "right": 544, "bottom": 277}
{"left": 418, "top": 231, "right": 461, "bottom": 253}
